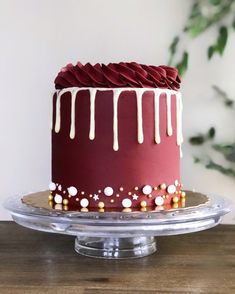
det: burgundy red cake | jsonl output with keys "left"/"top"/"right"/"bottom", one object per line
{"left": 49, "top": 61, "right": 185, "bottom": 211}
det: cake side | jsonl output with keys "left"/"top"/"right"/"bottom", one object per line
{"left": 49, "top": 62, "right": 185, "bottom": 211}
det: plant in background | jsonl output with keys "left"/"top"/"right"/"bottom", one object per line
{"left": 168, "top": 0, "right": 235, "bottom": 177}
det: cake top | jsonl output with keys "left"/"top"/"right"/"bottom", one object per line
{"left": 54, "top": 61, "right": 181, "bottom": 90}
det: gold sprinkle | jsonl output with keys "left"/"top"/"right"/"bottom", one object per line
{"left": 128, "top": 192, "right": 132, "bottom": 196}
{"left": 154, "top": 186, "right": 158, "bottom": 191}
{"left": 81, "top": 208, "right": 88, "bottom": 212}
{"left": 110, "top": 199, "right": 114, "bottom": 203}
{"left": 98, "top": 201, "right": 105, "bottom": 209}
{"left": 140, "top": 200, "right": 147, "bottom": 208}
{"left": 122, "top": 208, "right": 132, "bottom": 212}
{"left": 48, "top": 195, "right": 53, "bottom": 201}
{"left": 162, "top": 195, "right": 166, "bottom": 199}
{"left": 140, "top": 207, "right": 147, "bottom": 212}
{"left": 172, "top": 196, "right": 179, "bottom": 203}
{"left": 116, "top": 194, "right": 120, "bottom": 197}
{"left": 160, "top": 183, "right": 167, "bottom": 190}
{"left": 81, "top": 191, "right": 85, "bottom": 195}
{"left": 148, "top": 194, "right": 152, "bottom": 198}
{"left": 181, "top": 191, "right": 186, "bottom": 197}
{"left": 172, "top": 203, "right": 179, "bottom": 209}
{"left": 89, "top": 194, "right": 93, "bottom": 198}
{"left": 134, "top": 186, "right": 139, "bottom": 191}
{"left": 119, "top": 187, "right": 124, "bottom": 191}
{"left": 48, "top": 201, "right": 53, "bottom": 208}
{"left": 99, "top": 208, "right": 105, "bottom": 213}
{"left": 63, "top": 199, "right": 69, "bottom": 205}
{"left": 63, "top": 205, "right": 68, "bottom": 211}
{"left": 76, "top": 198, "right": 79, "bottom": 201}
{"left": 166, "top": 195, "right": 169, "bottom": 199}
{"left": 68, "top": 195, "right": 71, "bottom": 198}
{"left": 175, "top": 191, "right": 179, "bottom": 194}
{"left": 98, "top": 190, "right": 102, "bottom": 193}
{"left": 178, "top": 190, "right": 182, "bottom": 194}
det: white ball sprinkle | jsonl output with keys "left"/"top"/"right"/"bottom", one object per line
{"left": 49, "top": 182, "right": 56, "bottom": 191}
{"left": 67, "top": 186, "right": 78, "bottom": 196}
{"left": 122, "top": 198, "right": 132, "bottom": 208}
{"left": 80, "top": 198, "right": 89, "bottom": 208}
{"left": 167, "top": 185, "right": 176, "bottom": 194}
{"left": 58, "top": 185, "right": 62, "bottom": 191}
{"left": 142, "top": 185, "right": 152, "bottom": 195}
{"left": 175, "top": 180, "right": 179, "bottom": 186}
{"left": 54, "top": 194, "right": 63, "bottom": 204}
{"left": 104, "top": 187, "right": 113, "bottom": 197}
{"left": 155, "top": 196, "right": 164, "bottom": 206}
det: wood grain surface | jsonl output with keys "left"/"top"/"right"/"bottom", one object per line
{"left": 0, "top": 222, "right": 234, "bottom": 294}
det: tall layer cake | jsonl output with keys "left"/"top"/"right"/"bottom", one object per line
{"left": 50, "top": 61, "right": 185, "bottom": 211}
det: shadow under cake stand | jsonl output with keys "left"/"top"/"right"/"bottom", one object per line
{"left": 4, "top": 191, "right": 230, "bottom": 259}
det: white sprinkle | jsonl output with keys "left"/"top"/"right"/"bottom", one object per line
{"left": 49, "top": 182, "right": 56, "bottom": 191}
{"left": 167, "top": 185, "right": 176, "bottom": 194}
{"left": 104, "top": 187, "right": 113, "bottom": 197}
{"left": 142, "top": 185, "right": 152, "bottom": 195}
{"left": 54, "top": 194, "right": 63, "bottom": 204}
{"left": 80, "top": 198, "right": 89, "bottom": 208}
{"left": 155, "top": 196, "right": 164, "bottom": 206}
{"left": 67, "top": 186, "right": 78, "bottom": 196}
{"left": 122, "top": 198, "right": 132, "bottom": 208}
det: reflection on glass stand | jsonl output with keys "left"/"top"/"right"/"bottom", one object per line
{"left": 4, "top": 191, "right": 231, "bottom": 259}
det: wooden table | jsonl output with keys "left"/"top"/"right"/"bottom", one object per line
{"left": 0, "top": 222, "right": 235, "bottom": 294}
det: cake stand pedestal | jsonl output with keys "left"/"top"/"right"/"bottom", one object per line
{"left": 4, "top": 191, "right": 230, "bottom": 259}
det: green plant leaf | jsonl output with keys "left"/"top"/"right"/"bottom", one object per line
{"left": 208, "top": 127, "right": 216, "bottom": 139}
{"left": 212, "top": 143, "right": 235, "bottom": 162}
{"left": 232, "top": 18, "right": 235, "bottom": 30}
{"left": 212, "top": 85, "right": 234, "bottom": 107}
{"left": 168, "top": 36, "right": 180, "bottom": 66}
{"left": 189, "top": 135, "right": 205, "bottom": 145}
{"left": 208, "top": 46, "right": 215, "bottom": 59}
{"left": 206, "top": 159, "right": 235, "bottom": 177}
{"left": 209, "top": 0, "right": 221, "bottom": 5}
{"left": 216, "top": 26, "right": 228, "bottom": 55}
{"left": 176, "top": 51, "right": 188, "bottom": 76}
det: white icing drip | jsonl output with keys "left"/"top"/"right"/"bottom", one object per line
{"left": 69, "top": 88, "right": 80, "bottom": 139}
{"left": 154, "top": 89, "right": 161, "bottom": 144}
{"left": 166, "top": 92, "right": 173, "bottom": 136}
{"left": 113, "top": 89, "right": 122, "bottom": 151}
{"left": 136, "top": 89, "right": 145, "bottom": 144}
{"left": 53, "top": 87, "right": 182, "bottom": 153}
{"left": 176, "top": 92, "right": 183, "bottom": 157}
{"left": 89, "top": 89, "right": 97, "bottom": 140}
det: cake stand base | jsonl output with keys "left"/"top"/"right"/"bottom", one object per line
{"left": 4, "top": 191, "right": 231, "bottom": 259}
{"left": 75, "top": 236, "right": 156, "bottom": 259}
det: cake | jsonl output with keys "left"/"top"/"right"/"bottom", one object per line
{"left": 49, "top": 61, "right": 185, "bottom": 211}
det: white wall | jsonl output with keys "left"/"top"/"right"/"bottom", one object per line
{"left": 1, "top": 0, "right": 234, "bottom": 222}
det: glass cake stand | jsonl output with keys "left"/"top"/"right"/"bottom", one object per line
{"left": 4, "top": 190, "right": 231, "bottom": 259}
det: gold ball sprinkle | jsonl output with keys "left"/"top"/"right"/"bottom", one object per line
{"left": 110, "top": 199, "right": 114, "bottom": 203}
{"left": 122, "top": 208, "right": 132, "bottom": 213}
{"left": 81, "top": 208, "right": 89, "bottom": 212}
{"left": 98, "top": 201, "right": 105, "bottom": 209}
{"left": 98, "top": 190, "right": 102, "bottom": 193}
{"left": 116, "top": 194, "right": 120, "bottom": 197}
{"left": 89, "top": 194, "right": 93, "bottom": 198}
{"left": 48, "top": 201, "right": 53, "bottom": 208}
{"left": 68, "top": 195, "right": 71, "bottom": 198}
{"left": 63, "top": 205, "right": 68, "bottom": 211}
{"left": 175, "top": 191, "right": 179, "bottom": 195}
{"left": 76, "top": 198, "right": 79, "bottom": 201}
{"left": 181, "top": 191, "right": 186, "bottom": 197}
{"left": 148, "top": 194, "right": 152, "bottom": 198}
{"left": 140, "top": 207, "right": 147, "bottom": 212}
{"left": 99, "top": 208, "right": 105, "bottom": 213}
{"left": 48, "top": 195, "right": 53, "bottom": 201}
{"left": 128, "top": 192, "right": 132, "bottom": 196}
{"left": 162, "top": 195, "right": 166, "bottom": 199}
{"left": 160, "top": 183, "right": 167, "bottom": 190}
{"left": 63, "top": 199, "right": 69, "bottom": 205}
{"left": 172, "top": 203, "right": 179, "bottom": 209}
{"left": 154, "top": 186, "right": 158, "bottom": 191}
{"left": 119, "top": 187, "right": 124, "bottom": 191}
{"left": 166, "top": 195, "right": 169, "bottom": 199}
{"left": 134, "top": 186, "right": 139, "bottom": 191}
{"left": 140, "top": 200, "right": 147, "bottom": 208}
{"left": 172, "top": 196, "right": 179, "bottom": 203}
{"left": 81, "top": 191, "right": 85, "bottom": 195}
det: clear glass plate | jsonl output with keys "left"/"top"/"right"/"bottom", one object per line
{"left": 4, "top": 190, "right": 231, "bottom": 259}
